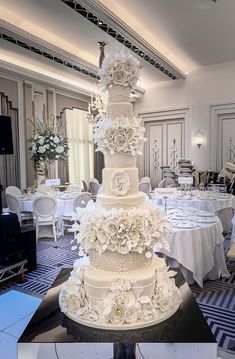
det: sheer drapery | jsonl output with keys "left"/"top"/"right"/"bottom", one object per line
{"left": 0, "top": 93, "right": 20, "bottom": 205}
{"left": 66, "top": 108, "right": 94, "bottom": 186}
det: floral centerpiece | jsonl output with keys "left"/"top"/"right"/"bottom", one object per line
{"left": 29, "top": 115, "right": 69, "bottom": 178}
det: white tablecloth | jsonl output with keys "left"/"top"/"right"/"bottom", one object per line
{"left": 153, "top": 189, "right": 235, "bottom": 233}
{"left": 20, "top": 194, "right": 75, "bottom": 218}
{"left": 154, "top": 208, "right": 230, "bottom": 288}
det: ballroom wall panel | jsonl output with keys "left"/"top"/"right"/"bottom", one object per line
{"left": 135, "top": 60, "right": 235, "bottom": 174}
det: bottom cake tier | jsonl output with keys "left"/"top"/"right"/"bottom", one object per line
{"left": 59, "top": 254, "right": 182, "bottom": 330}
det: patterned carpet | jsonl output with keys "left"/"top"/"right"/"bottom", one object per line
{"left": 0, "top": 233, "right": 234, "bottom": 355}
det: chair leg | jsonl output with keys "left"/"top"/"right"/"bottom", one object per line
{"left": 61, "top": 220, "right": 65, "bottom": 236}
{"left": 36, "top": 224, "right": 39, "bottom": 243}
{"left": 53, "top": 223, "right": 57, "bottom": 242}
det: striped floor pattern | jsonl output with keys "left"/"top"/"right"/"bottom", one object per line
{"left": 0, "top": 234, "right": 234, "bottom": 355}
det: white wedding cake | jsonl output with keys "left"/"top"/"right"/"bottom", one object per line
{"left": 59, "top": 51, "right": 181, "bottom": 329}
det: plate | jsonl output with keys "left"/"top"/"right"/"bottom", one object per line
{"left": 174, "top": 222, "right": 197, "bottom": 229}
{"left": 197, "top": 212, "right": 215, "bottom": 217}
{"left": 196, "top": 218, "right": 217, "bottom": 224}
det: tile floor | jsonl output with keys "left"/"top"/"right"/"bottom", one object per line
{"left": 0, "top": 290, "right": 42, "bottom": 359}
{"left": 0, "top": 289, "right": 234, "bottom": 359}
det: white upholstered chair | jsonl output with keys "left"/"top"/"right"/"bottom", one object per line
{"left": 33, "top": 196, "right": 58, "bottom": 242}
{"left": 5, "top": 193, "right": 33, "bottom": 226}
{"left": 89, "top": 179, "right": 100, "bottom": 199}
{"left": 138, "top": 182, "right": 150, "bottom": 194}
{"left": 61, "top": 192, "right": 91, "bottom": 236}
{"left": 82, "top": 180, "right": 88, "bottom": 192}
{"left": 6, "top": 186, "right": 22, "bottom": 197}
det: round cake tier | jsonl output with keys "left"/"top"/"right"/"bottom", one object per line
{"left": 84, "top": 261, "right": 156, "bottom": 302}
{"left": 102, "top": 167, "right": 138, "bottom": 196}
{"left": 108, "top": 85, "right": 131, "bottom": 103}
{"left": 96, "top": 192, "right": 145, "bottom": 210}
{"left": 105, "top": 153, "right": 136, "bottom": 168}
{"left": 89, "top": 249, "right": 152, "bottom": 272}
{"left": 106, "top": 102, "right": 133, "bottom": 121}
{"left": 59, "top": 255, "right": 181, "bottom": 330}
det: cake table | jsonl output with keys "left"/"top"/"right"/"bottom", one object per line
{"left": 18, "top": 268, "right": 217, "bottom": 359}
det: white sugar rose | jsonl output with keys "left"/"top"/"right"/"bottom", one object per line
{"left": 55, "top": 146, "right": 64, "bottom": 153}
{"left": 112, "top": 70, "right": 127, "bottom": 86}
{"left": 110, "top": 304, "right": 125, "bottom": 325}
{"left": 102, "top": 220, "right": 118, "bottom": 236}
{"left": 38, "top": 145, "right": 46, "bottom": 153}
{"left": 125, "top": 306, "right": 138, "bottom": 323}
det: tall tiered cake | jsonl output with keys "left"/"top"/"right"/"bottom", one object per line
{"left": 59, "top": 52, "right": 181, "bottom": 329}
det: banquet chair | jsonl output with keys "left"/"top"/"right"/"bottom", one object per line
{"left": 158, "top": 178, "right": 176, "bottom": 188}
{"left": 82, "top": 180, "right": 88, "bottom": 192}
{"left": 33, "top": 196, "right": 58, "bottom": 242}
{"left": 140, "top": 177, "right": 152, "bottom": 191}
{"left": 5, "top": 193, "right": 33, "bottom": 226}
{"left": 138, "top": 182, "right": 150, "bottom": 194}
{"left": 6, "top": 186, "right": 22, "bottom": 197}
{"left": 61, "top": 192, "right": 91, "bottom": 236}
{"left": 89, "top": 179, "right": 100, "bottom": 199}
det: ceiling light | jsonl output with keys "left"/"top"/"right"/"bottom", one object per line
{"left": 98, "top": 20, "right": 103, "bottom": 25}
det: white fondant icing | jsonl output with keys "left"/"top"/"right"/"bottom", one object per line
{"left": 105, "top": 153, "right": 136, "bottom": 168}
{"left": 97, "top": 192, "right": 145, "bottom": 210}
{"left": 103, "top": 168, "right": 137, "bottom": 196}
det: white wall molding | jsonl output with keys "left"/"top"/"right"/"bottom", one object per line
{"left": 137, "top": 106, "right": 192, "bottom": 178}
{"left": 210, "top": 102, "right": 235, "bottom": 171}
{"left": 17, "top": 79, "right": 27, "bottom": 189}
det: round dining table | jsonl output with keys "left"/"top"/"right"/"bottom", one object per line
{"left": 154, "top": 206, "right": 230, "bottom": 288}
{"left": 152, "top": 188, "right": 235, "bottom": 233}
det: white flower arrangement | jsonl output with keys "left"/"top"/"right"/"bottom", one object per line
{"left": 71, "top": 203, "right": 171, "bottom": 257}
{"left": 93, "top": 115, "right": 146, "bottom": 156}
{"left": 110, "top": 170, "right": 131, "bottom": 196}
{"left": 59, "top": 259, "right": 181, "bottom": 326}
{"left": 98, "top": 52, "right": 141, "bottom": 90}
{"left": 29, "top": 115, "right": 69, "bottom": 171}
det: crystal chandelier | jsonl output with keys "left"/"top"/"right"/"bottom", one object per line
{"left": 87, "top": 87, "right": 108, "bottom": 124}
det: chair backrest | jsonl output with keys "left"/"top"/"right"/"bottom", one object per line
{"left": 73, "top": 192, "right": 91, "bottom": 210}
{"left": 89, "top": 178, "right": 99, "bottom": 185}
{"left": 82, "top": 180, "right": 88, "bottom": 192}
{"left": 89, "top": 181, "right": 100, "bottom": 195}
{"left": 158, "top": 179, "right": 167, "bottom": 188}
{"left": 33, "top": 196, "right": 57, "bottom": 218}
{"left": 138, "top": 182, "right": 150, "bottom": 194}
{"left": 140, "top": 177, "right": 150, "bottom": 183}
{"left": 6, "top": 186, "right": 22, "bottom": 196}
{"left": 164, "top": 177, "right": 176, "bottom": 188}
{"left": 5, "top": 193, "right": 21, "bottom": 219}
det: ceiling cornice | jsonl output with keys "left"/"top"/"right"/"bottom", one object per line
{"left": 0, "top": 59, "right": 92, "bottom": 100}
{"left": 61, "top": 0, "right": 186, "bottom": 80}
{"left": 0, "top": 19, "right": 99, "bottom": 81}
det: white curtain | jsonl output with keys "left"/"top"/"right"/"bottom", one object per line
{"left": 66, "top": 108, "right": 94, "bottom": 186}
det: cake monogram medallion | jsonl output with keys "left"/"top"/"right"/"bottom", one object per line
{"left": 110, "top": 170, "right": 130, "bottom": 196}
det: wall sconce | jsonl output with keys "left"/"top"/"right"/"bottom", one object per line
{"left": 195, "top": 130, "right": 205, "bottom": 148}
